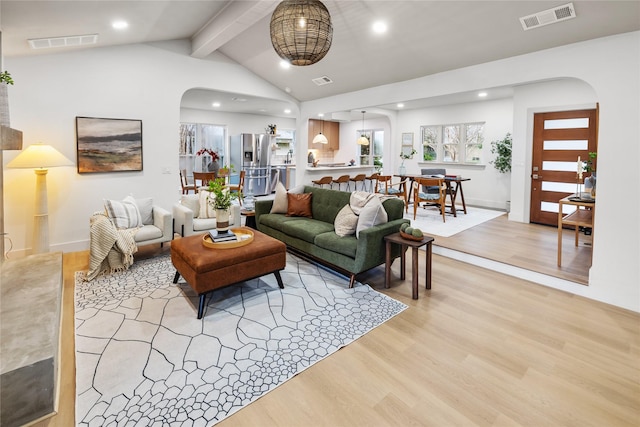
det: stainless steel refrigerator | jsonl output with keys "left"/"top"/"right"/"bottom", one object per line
{"left": 230, "top": 133, "right": 272, "bottom": 196}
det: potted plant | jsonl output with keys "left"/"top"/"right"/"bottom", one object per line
{"left": 490, "top": 133, "right": 512, "bottom": 211}
{"left": 583, "top": 151, "right": 597, "bottom": 197}
{"left": 490, "top": 133, "right": 512, "bottom": 173}
{"left": 399, "top": 148, "right": 417, "bottom": 175}
{"left": 207, "top": 177, "right": 233, "bottom": 231}
{"left": 1, "top": 71, "right": 14, "bottom": 127}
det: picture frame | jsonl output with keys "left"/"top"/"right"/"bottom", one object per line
{"left": 76, "top": 116, "right": 143, "bottom": 173}
{"left": 401, "top": 132, "right": 414, "bottom": 156}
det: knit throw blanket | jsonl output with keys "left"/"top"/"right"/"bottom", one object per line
{"left": 86, "top": 212, "right": 138, "bottom": 281}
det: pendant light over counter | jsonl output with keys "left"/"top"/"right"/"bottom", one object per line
{"left": 312, "top": 119, "right": 328, "bottom": 144}
{"left": 270, "top": 0, "right": 333, "bottom": 66}
{"left": 357, "top": 111, "right": 370, "bottom": 145}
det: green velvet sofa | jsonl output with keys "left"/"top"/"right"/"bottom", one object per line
{"left": 254, "top": 186, "right": 409, "bottom": 287}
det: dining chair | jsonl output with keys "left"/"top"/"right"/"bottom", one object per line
{"left": 217, "top": 167, "right": 230, "bottom": 184}
{"left": 375, "top": 175, "right": 408, "bottom": 212}
{"left": 413, "top": 177, "right": 447, "bottom": 222}
{"left": 180, "top": 169, "right": 196, "bottom": 194}
{"left": 228, "top": 170, "right": 245, "bottom": 206}
{"left": 193, "top": 172, "right": 217, "bottom": 192}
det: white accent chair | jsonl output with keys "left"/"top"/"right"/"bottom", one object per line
{"left": 103, "top": 196, "right": 173, "bottom": 247}
{"left": 173, "top": 194, "right": 242, "bottom": 237}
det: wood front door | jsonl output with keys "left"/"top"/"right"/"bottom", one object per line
{"left": 530, "top": 108, "right": 598, "bottom": 226}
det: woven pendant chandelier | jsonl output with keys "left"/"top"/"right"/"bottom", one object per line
{"left": 270, "top": 0, "right": 333, "bottom": 66}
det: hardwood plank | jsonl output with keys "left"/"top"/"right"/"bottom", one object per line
{"left": 38, "top": 231, "right": 639, "bottom": 427}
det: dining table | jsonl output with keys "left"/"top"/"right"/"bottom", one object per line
{"left": 394, "top": 174, "right": 470, "bottom": 216}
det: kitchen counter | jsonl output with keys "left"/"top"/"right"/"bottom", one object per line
{"left": 306, "top": 165, "right": 372, "bottom": 171}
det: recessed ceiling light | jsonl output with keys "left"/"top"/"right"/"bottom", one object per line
{"left": 372, "top": 21, "right": 387, "bottom": 34}
{"left": 397, "top": 103, "right": 404, "bottom": 108}
{"left": 478, "top": 92, "right": 488, "bottom": 97}
{"left": 284, "top": 109, "right": 291, "bottom": 114}
{"left": 112, "top": 20, "right": 128, "bottom": 30}
{"left": 280, "top": 60, "right": 291, "bottom": 69}
{"left": 318, "top": 113, "right": 324, "bottom": 117}
{"left": 212, "top": 102, "right": 221, "bottom": 107}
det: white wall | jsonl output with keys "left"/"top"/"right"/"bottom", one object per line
{"left": 4, "top": 32, "right": 639, "bottom": 311}
{"left": 299, "top": 32, "right": 640, "bottom": 311}
{"left": 3, "top": 40, "right": 298, "bottom": 254}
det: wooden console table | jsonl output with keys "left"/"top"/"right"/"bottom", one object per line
{"left": 557, "top": 196, "right": 594, "bottom": 267}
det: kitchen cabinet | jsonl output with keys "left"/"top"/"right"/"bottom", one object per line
{"left": 308, "top": 119, "right": 339, "bottom": 151}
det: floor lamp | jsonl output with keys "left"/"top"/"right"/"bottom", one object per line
{"left": 6, "top": 143, "right": 73, "bottom": 254}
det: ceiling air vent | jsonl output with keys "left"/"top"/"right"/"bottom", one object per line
{"left": 312, "top": 76, "right": 333, "bottom": 86}
{"left": 519, "top": 3, "right": 576, "bottom": 31}
{"left": 28, "top": 34, "right": 98, "bottom": 50}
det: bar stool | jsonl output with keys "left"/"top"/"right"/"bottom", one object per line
{"left": 312, "top": 176, "right": 332, "bottom": 188}
{"left": 349, "top": 174, "right": 366, "bottom": 191}
{"left": 331, "top": 175, "right": 350, "bottom": 191}
{"left": 365, "top": 172, "right": 380, "bottom": 192}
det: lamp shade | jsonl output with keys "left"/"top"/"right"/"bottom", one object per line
{"left": 357, "top": 135, "right": 370, "bottom": 146}
{"left": 6, "top": 143, "right": 73, "bottom": 169}
{"left": 312, "top": 133, "right": 328, "bottom": 144}
{"left": 270, "top": 0, "right": 333, "bottom": 66}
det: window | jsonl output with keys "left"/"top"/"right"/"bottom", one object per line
{"left": 358, "top": 129, "right": 384, "bottom": 169}
{"left": 179, "top": 123, "right": 227, "bottom": 173}
{"left": 421, "top": 122, "right": 484, "bottom": 163}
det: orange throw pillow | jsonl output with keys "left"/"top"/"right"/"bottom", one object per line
{"left": 286, "top": 193, "right": 313, "bottom": 218}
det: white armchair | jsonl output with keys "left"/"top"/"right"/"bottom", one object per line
{"left": 103, "top": 196, "right": 173, "bottom": 247}
{"left": 173, "top": 193, "right": 241, "bottom": 237}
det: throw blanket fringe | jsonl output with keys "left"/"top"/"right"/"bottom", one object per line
{"left": 86, "top": 212, "right": 138, "bottom": 281}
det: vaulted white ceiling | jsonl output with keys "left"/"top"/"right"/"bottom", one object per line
{"left": 2, "top": 1, "right": 639, "bottom": 114}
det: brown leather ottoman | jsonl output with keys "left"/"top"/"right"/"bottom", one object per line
{"left": 171, "top": 228, "right": 287, "bottom": 318}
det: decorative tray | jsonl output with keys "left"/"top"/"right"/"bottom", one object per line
{"left": 202, "top": 227, "right": 254, "bottom": 249}
{"left": 400, "top": 230, "right": 424, "bottom": 241}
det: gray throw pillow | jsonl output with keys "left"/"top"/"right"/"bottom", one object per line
{"left": 356, "top": 196, "right": 388, "bottom": 238}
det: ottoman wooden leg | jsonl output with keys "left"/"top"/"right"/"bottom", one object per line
{"left": 173, "top": 271, "right": 181, "bottom": 284}
{"left": 197, "top": 294, "right": 207, "bottom": 319}
{"left": 274, "top": 270, "right": 284, "bottom": 289}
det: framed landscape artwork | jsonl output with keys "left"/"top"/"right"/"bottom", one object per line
{"left": 76, "top": 116, "right": 143, "bottom": 173}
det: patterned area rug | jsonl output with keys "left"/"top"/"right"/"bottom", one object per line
{"left": 406, "top": 205, "right": 505, "bottom": 237}
{"left": 75, "top": 253, "right": 407, "bottom": 426}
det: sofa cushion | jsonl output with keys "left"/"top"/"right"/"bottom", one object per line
{"left": 281, "top": 218, "right": 334, "bottom": 244}
{"left": 133, "top": 197, "right": 154, "bottom": 225}
{"left": 356, "top": 196, "right": 388, "bottom": 238}
{"left": 314, "top": 232, "right": 358, "bottom": 259}
{"left": 334, "top": 204, "right": 358, "bottom": 237}
{"left": 286, "top": 193, "right": 313, "bottom": 218}
{"left": 181, "top": 194, "right": 200, "bottom": 218}
{"left": 134, "top": 224, "right": 162, "bottom": 242}
{"left": 271, "top": 182, "right": 304, "bottom": 214}
{"left": 105, "top": 197, "right": 141, "bottom": 229}
{"left": 258, "top": 213, "right": 301, "bottom": 232}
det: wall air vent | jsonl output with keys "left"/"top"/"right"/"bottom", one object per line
{"left": 28, "top": 34, "right": 98, "bottom": 50}
{"left": 312, "top": 76, "right": 333, "bottom": 86}
{"left": 519, "top": 3, "right": 576, "bottom": 31}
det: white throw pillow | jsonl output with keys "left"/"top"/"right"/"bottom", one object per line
{"left": 334, "top": 204, "right": 358, "bottom": 237}
{"left": 105, "top": 197, "right": 142, "bottom": 229}
{"left": 270, "top": 182, "right": 305, "bottom": 214}
{"left": 198, "top": 190, "right": 216, "bottom": 219}
{"left": 181, "top": 194, "right": 200, "bottom": 218}
{"left": 132, "top": 196, "right": 154, "bottom": 225}
{"left": 356, "top": 196, "right": 388, "bottom": 238}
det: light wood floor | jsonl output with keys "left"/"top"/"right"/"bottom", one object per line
{"left": 36, "top": 222, "right": 637, "bottom": 427}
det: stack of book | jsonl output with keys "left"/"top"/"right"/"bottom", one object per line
{"left": 209, "top": 230, "right": 237, "bottom": 243}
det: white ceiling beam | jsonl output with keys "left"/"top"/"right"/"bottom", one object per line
{"left": 191, "top": 0, "right": 279, "bottom": 58}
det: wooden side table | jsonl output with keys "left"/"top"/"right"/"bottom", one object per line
{"left": 557, "top": 196, "right": 594, "bottom": 266}
{"left": 384, "top": 232, "right": 435, "bottom": 299}
{"left": 241, "top": 209, "right": 256, "bottom": 229}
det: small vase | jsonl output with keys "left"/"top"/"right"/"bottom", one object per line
{"left": 207, "top": 160, "right": 219, "bottom": 175}
{"left": 398, "top": 164, "right": 406, "bottom": 176}
{"left": 216, "top": 208, "right": 230, "bottom": 232}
